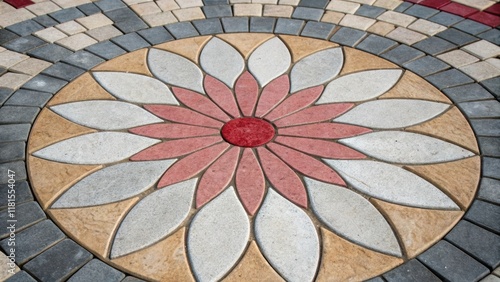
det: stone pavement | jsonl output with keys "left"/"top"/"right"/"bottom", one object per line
{"left": 0, "top": 0, "right": 499, "bottom": 281}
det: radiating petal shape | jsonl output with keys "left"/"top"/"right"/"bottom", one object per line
{"left": 267, "top": 142, "right": 345, "bottom": 186}
{"left": 33, "top": 132, "right": 160, "bottom": 165}
{"left": 131, "top": 136, "right": 223, "bottom": 161}
{"left": 235, "top": 71, "right": 259, "bottom": 116}
{"left": 196, "top": 147, "right": 240, "bottom": 208}
{"left": 255, "top": 188, "right": 319, "bottom": 282}
{"left": 200, "top": 37, "right": 244, "bottom": 88}
{"left": 274, "top": 103, "right": 354, "bottom": 127}
{"left": 51, "top": 101, "right": 163, "bottom": 130}
{"left": 265, "top": 86, "right": 324, "bottom": 121}
{"left": 129, "top": 123, "right": 219, "bottom": 139}
{"left": 158, "top": 142, "right": 230, "bottom": 188}
{"left": 324, "top": 159, "right": 459, "bottom": 209}
{"left": 305, "top": 177, "right": 401, "bottom": 256}
{"left": 339, "top": 131, "right": 475, "bottom": 164}
{"left": 204, "top": 76, "right": 241, "bottom": 118}
{"left": 317, "top": 69, "right": 403, "bottom": 103}
{"left": 257, "top": 147, "right": 307, "bottom": 208}
{"left": 111, "top": 178, "right": 197, "bottom": 258}
{"left": 275, "top": 136, "right": 366, "bottom": 159}
{"left": 290, "top": 48, "right": 343, "bottom": 93}
{"left": 188, "top": 187, "right": 250, "bottom": 282}
{"left": 145, "top": 105, "right": 224, "bottom": 128}
{"left": 334, "top": 99, "right": 450, "bottom": 129}
{"left": 52, "top": 160, "right": 176, "bottom": 208}
{"left": 235, "top": 148, "right": 266, "bottom": 215}
{"left": 172, "top": 87, "right": 231, "bottom": 122}
{"left": 248, "top": 37, "right": 291, "bottom": 86}
{"left": 93, "top": 72, "right": 179, "bottom": 104}
{"left": 148, "top": 48, "right": 204, "bottom": 94}
{"left": 255, "top": 75, "right": 290, "bottom": 117}
{"left": 278, "top": 123, "right": 371, "bottom": 139}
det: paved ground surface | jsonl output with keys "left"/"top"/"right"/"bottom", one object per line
{"left": 0, "top": 0, "right": 499, "bottom": 281}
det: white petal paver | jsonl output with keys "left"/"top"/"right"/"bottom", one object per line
{"left": 248, "top": 37, "right": 291, "bottom": 87}
{"left": 339, "top": 131, "right": 475, "bottom": 164}
{"left": 306, "top": 177, "right": 401, "bottom": 257}
{"left": 317, "top": 69, "right": 403, "bottom": 103}
{"left": 255, "top": 189, "right": 319, "bottom": 282}
{"left": 93, "top": 72, "right": 179, "bottom": 104}
{"left": 33, "top": 132, "right": 160, "bottom": 165}
{"left": 148, "top": 48, "right": 205, "bottom": 94}
{"left": 51, "top": 100, "right": 163, "bottom": 130}
{"left": 188, "top": 187, "right": 250, "bottom": 282}
{"left": 53, "top": 160, "right": 176, "bottom": 208}
{"left": 111, "top": 178, "right": 197, "bottom": 258}
{"left": 200, "top": 37, "right": 244, "bottom": 88}
{"left": 290, "top": 48, "right": 343, "bottom": 93}
{"left": 324, "top": 160, "right": 459, "bottom": 209}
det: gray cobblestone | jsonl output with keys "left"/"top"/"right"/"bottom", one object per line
{"left": 330, "top": 27, "right": 366, "bottom": 47}
{"left": 77, "top": 3, "right": 101, "bottom": 15}
{"left": 355, "top": 5, "right": 386, "bottom": 19}
{"left": 250, "top": 17, "right": 275, "bottom": 33}
{"left": 0, "top": 106, "right": 40, "bottom": 124}
{"left": 221, "top": 17, "right": 249, "bottom": 33}
{"left": 0, "top": 88, "right": 14, "bottom": 105}
{"left": 138, "top": 27, "right": 174, "bottom": 45}
{"left": 68, "top": 259, "right": 125, "bottom": 282}
{"left": 477, "top": 177, "right": 500, "bottom": 205}
{"left": 62, "top": 50, "right": 105, "bottom": 70}
{"left": 33, "top": 15, "right": 59, "bottom": 28}
{"left": 481, "top": 77, "right": 500, "bottom": 99}
{"left": 114, "top": 18, "right": 148, "bottom": 34}
{"left": 28, "top": 44, "right": 74, "bottom": 63}
{"left": 298, "top": 0, "right": 329, "bottom": 9}
{"left": 292, "top": 7, "right": 324, "bottom": 21}
{"left": 454, "top": 19, "right": 491, "bottom": 35}
{"left": 357, "top": 34, "right": 398, "bottom": 55}
{"left": 85, "top": 40, "right": 127, "bottom": 60}
{"left": 22, "top": 74, "right": 68, "bottom": 94}
{"left": 478, "top": 137, "right": 500, "bottom": 157}
{"left": 428, "top": 11, "right": 463, "bottom": 27}
{"left": 111, "top": 33, "right": 150, "bottom": 52}
{"left": 483, "top": 157, "right": 500, "bottom": 180}
{"left": 443, "top": 84, "right": 494, "bottom": 103}
{"left": 0, "top": 180, "right": 32, "bottom": 208}
{"left": 4, "top": 89, "right": 52, "bottom": 107}
{"left": 166, "top": 22, "right": 199, "bottom": 39}
{"left": 5, "top": 271, "right": 37, "bottom": 282}
{"left": 301, "top": 21, "right": 335, "bottom": 40}
{"left": 6, "top": 20, "right": 44, "bottom": 37}
{"left": 2, "top": 36, "right": 46, "bottom": 53}
{"left": 0, "top": 201, "right": 45, "bottom": 238}
{"left": 42, "top": 62, "right": 86, "bottom": 81}
{"left": 193, "top": 18, "right": 223, "bottom": 35}
{"left": 94, "top": 0, "right": 126, "bottom": 12}
{"left": 0, "top": 124, "right": 31, "bottom": 142}
{"left": 458, "top": 100, "right": 500, "bottom": 118}
{"left": 471, "top": 119, "right": 500, "bottom": 137}
{"left": 0, "top": 161, "right": 26, "bottom": 184}
{"left": 203, "top": 5, "right": 232, "bottom": 18}
{"left": 381, "top": 44, "right": 425, "bottom": 65}
{"left": 394, "top": 2, "right": 412, "bottom": 12}
{"left": 383, "top": 259, "right": 440, "bottom": 282}
{"left": 49, "top": 7, "right": 86, "bottom": 23}
{"left": 436, "top": 28, "right": 478, "bottom": 46}
{"left": 478, "top": 28, "right": 500, "bottom": 45}
{"left": 464, "top": 200, "right": 500, "bottom": 233}
{"left": 0, "top": 29, "right": 19, "bottom": 45}
{"left": 403, "top": 55, "right": 449, "bottom": 77}
{"left": 426, "top": 69, "right": 474, "bottom": 89}
{"left": 275, "top": 18, "right": 305, "bottom": 35}
{"left": 413, "top": 36, "right": 456, "bottom": 55}
{"left": 0, "top": 142, "right": 25, "bottom": 163}
{"left": 404, "top": 5, "right": 439, "bottom": 19}
{"left": 203, "top": 0, "right": 227, "bottom": 5}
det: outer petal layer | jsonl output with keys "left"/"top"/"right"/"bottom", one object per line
{"left": 248, "top": 37, "right": 291, "bottom": 86}
{"left": 200, "top": 37, "right": 244, "bottom": 88}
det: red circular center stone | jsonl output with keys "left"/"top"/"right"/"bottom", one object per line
{"left": 221, "top": 117, "right": 275, "bottom": 147}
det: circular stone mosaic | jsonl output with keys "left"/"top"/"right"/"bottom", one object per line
{"left": 27, "top": 34, "right": 481, "bottom": 281}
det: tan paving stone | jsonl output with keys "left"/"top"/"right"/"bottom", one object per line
{"left": 123, "top": 0, "right": 152, "bottom": 5}
{"left": 86, "top": 25, "right": 123, "bottom": 41}
{"left": 437, "top": 49, "right": 479, "bottom": 68}
{"left": 0, "top": 2, "right": 16, "bottom": 15}
{"left": 10, "top": 58, "right": 52, "bottom": 75}
{"left": 157, "top": 0, "right": 180, "bottom": 11}
{"left": 142, "top": 11, "right": 178, "bottom": 27}
{"left": 76, "top": 13, "right": 113, "bottom": 30}
{"left": 0, "top": 47, "right": 5, "bottom": 52}
{"left": 0, "top": 50, "right": 29, "bottom": 69}
{"left": 408, "top": 19, "right": 446, "bottom": 36}
{"left": 280, "top": 35, "right": 338, "bottom": 62}
{"left": 52, "top": 0, "right": 91, "bottom": 8}
{"left": 326, "top": 0, "right": 360, "bottom": 14}
{"left": 175, "top": 0, "right": 203, "bottom": 8}
{"left": 454, "top": 0, "right": 495, "bottom": 10}
{"left": 378, "top": 10, "right": 416, "bottom": 27}
{"left": 348, "top": 0, "right": 376, "bottom": 4}
{"left": 155, "top": 35, "right": 211, "bottom": 62}
{"left": 56, "top": 21, "right": 87, "bottom": 36}
{"left": 0, "top": 252, "right": 20, "bottom": 280}
{"left": 486, "top": 58, "right": 500, "bottom": 70}
{"left": 26, "top": 1, "right": 61, "bottom": 16}
{"left": 217, "top": 33, "right": 273, "bottom": 59}
{"left": 0, "top": 72, "right": 32, "bottom": 89}
{"left": 254, "top": 0, "right": 278, "bottom": 3}
{"left": 373, "top": 0, "right": 402, "bottom": 9}
{"left": 56, "top": 33, "right": 98, "bottom": 51}
{"left": 263, "top": 4, "right": 293, "bottom": 17}
{"left": 460, "top": 61, "right": 500, "bottom": 81}
{"left": 380, "top": 71, "right": 451, "bottom": 103}
{"left": 386, "top": 27, "right": 427, "bottom": 45}
{"left": 321, "top": 11, "right": 345, "bottom": 24}
{"left": 172, "top": 7, "right": 205, "bottom": 21}
{"left": 233, "top": 3, "right": 263, "bottom": 16}
{"left": 462, "top": 40, "right": 500, "bottom": 59}
{"left": 279, "top": 0, "right": 299, "bottom": 4}
{"left": 93, "top": 49, "right": 152, "bottom": 76}
{"left": 367, "top": 21, "right": 396, "bottom": 35}
{"left": 339, "top": 14, "right": 376, "bottom": 30}
{"left": 341, "top": 47, "right": 397, "bottom": 75}
{"left": 0, "top": 8, "right": 35, "bottom": 28}
{"left": 35, "top": 27, "right": 69, "bottom": 43}
{"left": 131, "top": 2, "right": 162, "bottom": 15}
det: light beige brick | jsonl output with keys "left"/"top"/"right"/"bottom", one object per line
{"left": 34, "top": 27, "right": 68, "bottom": 43}
{"left": 123, "top": 0, "right": 152, "bottom": 5}
{"left": 52, "top": 0, "right": 91, "bottom": 8}
{"left": 378, "top": 10, "right": 416, "bottom": 27}
{"left": 254, "top": 0, "right": 278, "bottom": 3}
{"left": 0, "top": 50, "right": 29, "bottom": 69}
{"left": 0, "top": 73, "right": 32, "bottom": 89}
{"left": 327, "top": 0, "right": 360, "bottom": 13}
{"left": 175, "top": 0, "right": 203, "bottom": 8}
{"left": 321, "top": 11, "right": 345, "bottom": 24}
{"left": 0, "top": 2, "right": 16, "bottom": 15}
{"left": 10, "top": 58, "right": 52, "bottom": 75}
{"left": 233, "top": 3, "right": 262, "bottom": 16}
{"left": 86, "top": 25, "right": 123, "bottom": 41}
{"left": 172, "top": 7, "right": 205, "bottom": 21}
{"left": 486, "top": 58, "right": 500, "bottom": 70}
{"left": 0, "top": 47, "right": 5, "bottom": 52}
{"left": 56, "top": 21, "right": 87, "bottom": 35}
{"left": 77, "top": 13, "right": 113, "bottom": 30}
{"left": 26, "top": 1, "right": 61, "bottom": 16}
{"left": 56, "top": 33, "right": 98, "bottom": 51}
{"left": 437, "top": 50, "right": 479, "bottom": 68}
{"left": 0, "top": 252, "right": 20, "bottom": 281}
{"left": 157, "top": 0, "right": 180, "bottom": 11}
{"left": 131, "top": 2, "right": 162, "bottom": 15}
{"left": 386, "top": 27, "right": 426, "bottom": 45}
{"left": 142, "top": 11, "right": 178, "bottom": 26}
{"left": 462, "top": 40, "right": 500, "bottom": 59}
{"left": 263, "top": 4, "right": 293, "bottom": 17}
{"left": 460, "top": 61, "right": 500, "bottom": 81}
{"left": 230, "top": 0, "right": 252, "bottom": 3}
{"left": 348, "top": 0, "right": 376, "bottom": 4}
{"left": 279, "top": 0, "right": 299, "bottom": 4}
{"left": 0, "top": 9, "right": 35, "bottom": 28}
{"left": 367, "top": 21, "right": 395, "bottom": 35}
{"left": 340, "top": 14, "right": 376, "bottom": 30}
{"left": 408, "top": 19, "right": 446, "bottom": 36}
{"left": 454, "top": 0, "right": 495, "bottom": 10}
{"left": 374, "top": 0, "right": 402, "bottom": 9}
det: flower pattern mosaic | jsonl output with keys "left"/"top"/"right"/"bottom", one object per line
{"left": 27, "top": 34, "right": 481, "bottom": 281}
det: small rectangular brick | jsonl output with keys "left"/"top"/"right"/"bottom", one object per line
{"left": 478, "top": 137, "right": 500, "bottom": 157}
{"left": 383, "top": 259, "right": 441, "bottom": 281}
{"left": 0, "top": 30, "right": 19, "bottom": 45}
{"left": 454, "top": 19, "right": 491, "bottom": 35}
{"left": 408, "top": 19, "right": 446, "bottom": 36}
{"left": 355, "top": 4, "right": 386, "bottom": 18}
{"left": 62, "top": 50, "right": 105, "bottom": 70}
{"left": 233, "top": 3, "right": 262, "bottom": 16}
{"left": 137, "top": 26, "right": 174, "bottom": 45}
{"left": 426, "top": 69, "right": 474, "bottom": 89}
{"left": 192, "top": 18, "right": 223, "bottom": 35}
{"left": 250, "top": 17, "right": 275, "bottom": 32}
{"left": 403, "top": 55, "right": 449, "bottom": 76}
{"left": 56, "top": 33, "right": 98, "bottom": 51}
{"left": 5, "top": 271, "right": 37, "bottom": 282}
{"left": 357, "top": 33, "right": 398, "bottom": 55}
{"left": 28, "top": 44, "right": 74, "bottom": 63}
{"left": 49, "top": 7, "right": 85, "bottom": 23}
{"left": 202, "top": 5, "right": 232, "bottom": 18}
{"left": 0, "top": 142, "right": 25, "bottom": 163}
{"left": 263, "top": 4, "right": 293, "bottom": 17}
{"left": 110, "top": 33, "right": 150, "bottom": 52}
{"left": 6, "top": 20, "right": 45, "bottom": 37}
{"left": 55, "top": 21, "right": 87, "bottom": 36}
{"left": 0, "top": 50, "right": 29, "bottom": 69}
{"left": 443, "top": 83, "right": 494, "bottom": 103}
{"left": 5, "top": 89, "right": 52, "bottom": 107}
{"left": 436, "top": 28, "right": 478, "bottom": 46}
{"left": 177, "top": 0, "right": 203, "bottom": 8}
{"left": 85, "top": 40, "right": 126, "bottom": 60}
{"left": 76, "top": 13, "right": 113, "bottom": 30}
{"left": 204, "top": 0, "right": 228, "bottom": 4}
{"left": 464, "top": 200, "right": 500, "bottom": 234}
{"left": 34, "top": 27, "right": 68, "bottom": 43}
{"left": 462, "top": 40, "right": 500, "bottom": 60}
{"left": 26, "top": 1, "right": 61, "bottom": 16}
{"left": 77, "top": 3, "right": 101, "bottom": 15}
{"left": 172, "top": 7, "right": 206, "bottom": 20}
{"left": 298, "top": 0, "right": 328, "bottom": 8}
{"left": 0, "top": 106, "right": 38, "bottom": 124}
{"left": 367, "top": 21, "right": 395, "bottom": 35}
{"left": 428, "top": 11, "right": 463, "bottom": 26}
{"left": 0, "top": 180, "right": 33, "bottom": 208}
{"left": 113, "top": 18, "right": 148, "bottom": 34}
{"left": 477, "top": 177, "right": 500, "bottom": 204}
{"left": 330, "top": 26, "right": 366, "bottom": 46}
{"left": 340, "top": 14, "right": 376, "bottom": 30}
{"left": 292, "top": 7, "right": 324, "bottom": 21}
{"left": 321, "top": 11, "right": 345, "bottom": 24}
{"left": 413, "top": 36, "right": 456, "bottom": 55}
{"left": 166, "top": 22, "right": 199, "bottom": 39}
{"left": 458, "top": 100, "right": 500, "bottom": 119}
{"left": 221, "top": 17, "right": 249, "bottom": 33}
{"left": 478, "top": 28, "right": 500, "bottom": 46}
{"left": 143, "top": 12, "right": 179, "bottom": 27}
{"left": 326, "top": 0, "right": 360, "bottom": 14}
{"left": 130, "top": 2, "right": 162, "bottom": 16}
{"left": 0, "top": 9, "right": 36, "bottom": 28}
{"left": 22, "top": 74, "right": 68, "bottom": 93}
{"left": 42, "top": 62, "right": 86, "bottom": 81}
{"left": 481, "top": 77, "right": 500, "bottom": 99}
{"left": 274, "top": 18, "right": 304, "bottom": 35}
{"left": 3, "top": 36, "right": 46, "bottom": 53}
{"left": 301, "top": 21, "right": 335, "bottom": 39}
{"left": 460, "top": 61, "right": 500, "bottom": 82}
{"left": 86, "top": 25, "right": 123, "bottom": 41}
{"left": 68, "top": 259, "right": 125, "bottom": 282}
{"left": 482, "top": 157, "right": 500, "bottom": 180}
{"left": 0, "top": 124, "right": 31, "bottom": 142}
{"left": 156, "top": 0, "right": 179, "bottom": 11}
{"left": 393, "top": 1, "right": 413, "bottom": 12}
{"left": 32, "top": 15, "right": 59, "bottom": 28}
{"left": 381, "top": 44, "right": 425, "bottom": 65}
{"left": 0, "top": 161, "right": 27, "bottom": 184}
{"left": 403, "top": 4, "right": 439, "bottom": 18}
{"left": 386, "top": 26, "right": 426, "bottom": 45}
{"left": 94, "top": 0, "right": 127, "bottom": 12}
{"left": 378, "top": 10, "right": 416, "bottom": 27}
{"left": 437, "top": 49, "right": 479, "bottom": 68}
{"left": 0, "top": 73, "right": 32, "bottom": 90}
{"left": 0, "top": 201, "right": 45, "bottom": 238}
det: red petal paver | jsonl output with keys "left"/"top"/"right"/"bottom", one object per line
{"left": 264, "top": 85, "right": 324, "bottom": 121}
{"left": 235, "top": 149, "right": 266, "bottom": 215}
{"left": 130, "top": 123, "right": 220, "bottom": 139}
{"left": 145, "top": 105, "right": 224, "bottom": 128}
{"left": 275, "top": 136, "right": 366, "bottom": 159}
{"left": 204, "top": 76, "right": 241, "bottom": 118}
{"left": 420, "top": 0, "right": 450, "bottom": 9}
{"left": 278, "top": 122, "right": 371, "bottom": 139}
{"left": 235, "top": 71, "right": 259, "bottom": 116}
{"left": 196, "top": 147, "right": 240, "bottom": 208}
{"left": 274, "top": 103, "right": 354, "bottom": 127}
{"left": 131, "top": 136, "right": 223, "bottom": 161}
{"left": 257, "top": 147, "right": 308, "bottom": 208}
{"left": 4, "top": 0, "right": 34, "bottom": 8}
{"left": 255, "top": 75, "right": 290, "bottom": 117}
{"left": 486, "top": 3, "right": 500, "bottom": 16}
{"left": 267, "top": 142, "right": 346, "bottom": 186}
{"left": 468, "top": 12, "right": 500, "bottom": 27}
{"left": 158, "top": 142, "right": 230, "bottom": 188}
{"left": 172, "top": 87, "right": 231, "bottom": 122}
{"left": 440, "top": 2, "right": 479, "bottom": 17}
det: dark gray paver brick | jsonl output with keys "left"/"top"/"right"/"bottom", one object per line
{"left": 6, "top": 20, "right": 44, "bottom": 37}
{"left": 478, "top": 137, "right": 500, "bottom": 157}
{"left": 22, "top": 74, "right": 68, "bottom": 94}
{"left": 6, "top": 271, "right": 37, "bottom": 282}
{"left": 418, "top": 240, "right": 490, "bottom": 282}
{"left": 477, "top": 177, "right": 500, "bottom": 204}
{"left": 298, "top": 0, "right": 329, "bottom": 9}
{"left": 426, "top": 69, "right": 474, "bottom": 89}
{"left": 24, "top": 239, "right": 93, "bottom": 282}
{"left": 0, "top": 106, "right": 40, "bottom": 124}
{"left": 77, "top": 3, "right": 101, "bottom": 15}
{"left": 221, "top": 17, "right": 249, "bottom": 33}
{"left": 481, "top": 77, "right": 500, "bottom": 99}
{"left": 413, "top": 36, "right": 456, "bottom": 55}
{"left": 301, "top": 21, "right": 335, "bottom": 39}
{"left": 250, "top": 17, "right": 275, "bottom": 33}
{"left": 0, "top": 180, "right": 33, "bottom": 208}
{"left": 0, "top": 124, "right": 31, "bottom": 142}
{"left": 464, "top": 200, "right": 500, "bottom": 233}
{"left": 114, "top": 18, "right": 149, "bottom": 33}
{"left": 203, "top": 0, "right": 227, "bottom": 5}
{"left": 0, "top": 88, "right": 14, "bottom": 105}
{"left": 68, "top": 259, "right": 125, "bottom": 282}
{"left": 2, "top": 36, "right": 46, "bottom": 53}
{"left": 436, "top": 28, "right": 478, "bottom": 46}
{"left": 62, "top": 50, "right": 106, "bottom": 70}
{"left": 471, "top": 119, "right": 500, "bottom": 137}
{"left": 203, "top": 5, "right": 232, "bottom": 18}
{"left": 49, "top": 7, "right": 85, "bottom": 23}
{"left": 33, "top": 15, "right": 59, "bottom": 27}
{"left": 42, "top": 62, "right": 86, "bottom": 81}
{"left": 0, "top": 161, "right": 26, "bottom": 184}
{"left": 330, "top": 27, "right": 366, "bottom": 47}
{"left": 0, "top": 29, "right": 19, "bottom": 45}
{"left": 443, "top": 83, "right": 494, "bottom": 103}
{"left": 28, "top": 44, "right": 74, "bottom": 63}
{"left": 394, "top": 2, "right": 412, "bottom": 12}
{"left": 275, "top": 18, "right": 305, "bottom": 35}
{"left": 404, "top": 4, "right": 439, "bottom": 19}
{"left": 138, "top": 27, "right": 174, "bottom": 45}
{"left": 446, "top": 220, "right": 500, "bottom": 268}
{"left": 86, "top": 40, "right": 126, "bottom": 60}
{"left": 355, "top": 5, "right": 386, "bottom": 18}
{"left": 0, "top": 201, "right": 45, "bottom": 238}
{"left": 166, "top": 22, "right": 200, "bottom": 39}
{"left": 94, "top": 0, "right": 126, "bottom": 12}
{"left": 458, "top": 100, "right": 500, "bottom": 118}
{"left": 292, "top": 7, "right": 324, "bottom": 21}
{"left": 384, "top": 259, "right": 440, "bottom": 282}
{"left": 357, "top": 34, "right": 398, "bottom": 55}
{"left": 4, "top": 89, "right": 52, "bottom": 107}
{"left": 193, "top": 18, "right": 223, "bottom": 35}
{"left": 454, "top": 19, "right": 491, "bottom": 35}
{"left": 0, "top": 220, "right": 65, "bottom": 264}
{"left": 0, "top": 142, "right": 25, "bottom": 163}
{"left": 403, "top": 55, "right": 449, "bottom": 76}
{"left": 122, "top": 277, "right": 147, "bottom": 282}
{"left": 111, "top": 33, "right": 150, "bottom": 52}
{"left": 428, "top": 11, "right": 464, "bottom": 27}
{"left": 381, "top": 44, "right": 425, "bottom": 65}
{"left": 478, "top": 28, "right": 500, "bottom": 45}
{"left": 483, "top": 157, "right": 500, "bottom": 180}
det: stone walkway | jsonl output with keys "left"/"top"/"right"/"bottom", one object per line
{"left": 0, "top": 0, "right": 499, "bottom": 281}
